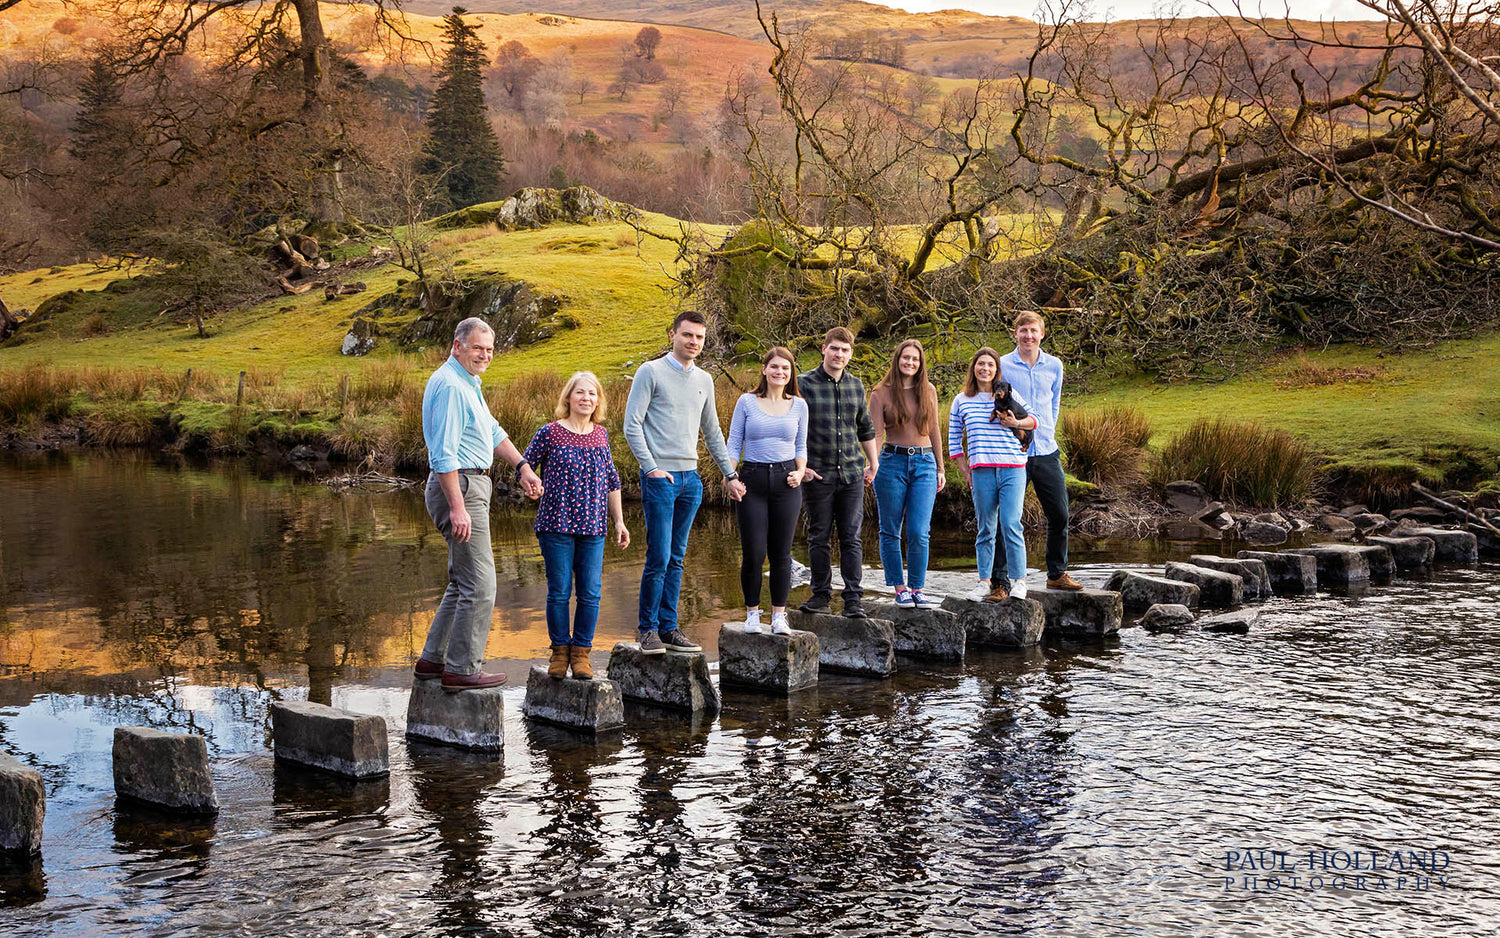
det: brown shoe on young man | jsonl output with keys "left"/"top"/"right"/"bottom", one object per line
{"left": 1047, "top": 573, "right": 1085, "bottom": 591}
{"left": 982, "top": 580, "right": 1011, "bottom": 604}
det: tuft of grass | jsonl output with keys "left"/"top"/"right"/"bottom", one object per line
{"left": 78, "top": 312, "right": 110, "bottom": 337}
{"left": 350, "top": 355, "right": 412, "bottom": 407}
{"left": 1276, "top": 353, "right": 1386, "bottom": 389}
{"left": 1059, "top": 405, "right": 1151, "bottom": 486}
{"left": 1149, "top": 417, "right": 1318, "bottom": 508}
{"left": 82, "top": 400, "right": 159, "bottom": 446}
{"left": 0, "top": 364, "right": 74, "bottom": 422}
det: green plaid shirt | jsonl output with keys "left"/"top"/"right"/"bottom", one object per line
{"left": 799, "top": 365, "right": 876, "bottom": 485}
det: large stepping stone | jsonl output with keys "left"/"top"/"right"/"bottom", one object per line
{"left": 1163, "top": 562, "right": 1244, "bottom": 608}
{"left": 1283, "top": 545, "right": 1371, "bottom": 588}
{"left": 785, "top": 611, "right": 897, "bottom": 677}
{"left": 1236, "top": 550, "right": 1317, "bottom": 595}
{"left": 1365, "top": 535, "right": 1436, "bottom": 571}
{"left": 1188, "top": 555, "right": 1271, "bottom": 600}
{"left": 1139, "top": 603, "right": 1195, "bottom": 632}
{"left": 0, "top": 751, "right": 44, "bottom": 855}
{"left": 718, "top": 624, "right": 820, "bottom": 692}
{"left": 866, "top": 605, "right": 966, "bottom": 660}
{"left": 1031, "top": 587, "right": 1122, "bottom": 640}
{"left": 940, "top": 596, "right": 1044, "bottom": 648}
{"left": 1398, "top": 526, "right": 1479, "bottom": 563}
{"left": 606, "top": 643, "right": 722, "bottom": 714}
{"left": 271, "top": 701, "right": 390, "bottom": 779}
{"left": 1198, "top": 608, "right": 1260, "bottom": 634}
{"left": 112, "top": 727, "right": 218, "bottom": 814}
{"left": 521, "top": 666, "right": 625, "bottom": 734}
{"left": 407, "top": 678, "right": 505, "bottom": 751}
{"left": 1104, "top": 570, "right": 1201, "bottom": 612}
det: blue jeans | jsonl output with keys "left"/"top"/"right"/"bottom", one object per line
{"left": 873, "top": 451, "right": 938, "bottom": 589}
{"left": 972, "top": 466, "right": 1027, "bottom": 583}
{"left": 638, "top": 470, "right": 703, "bottom": 634}
{"left": 538, "top": 531, "right": 605, "bottom": 648}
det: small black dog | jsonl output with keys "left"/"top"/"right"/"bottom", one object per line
{"left": 989, "top": 380, "right": 1034, "bottom": 450}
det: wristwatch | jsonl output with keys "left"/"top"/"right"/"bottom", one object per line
{"left": 725, "top": 471, "right": 740, "bottom": 481}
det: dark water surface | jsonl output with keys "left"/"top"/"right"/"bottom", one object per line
{"left": 1, "top": 452, "right": 1496, "bottom": 936}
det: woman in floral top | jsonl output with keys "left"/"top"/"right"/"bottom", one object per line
{"left": 522, "top": 371, "right": 630, "bottom": 680}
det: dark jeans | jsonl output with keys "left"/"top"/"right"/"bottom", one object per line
{"left": 805, "top": 476, "right": 864, "bottom": 603}
{"left": 638, "top": 469, "right": 703, "bottom": 634}
{"left": 537, "top": 531, "right": 605, "bottom": 648}
{"left": 735, "top": 461, "right": 804, "bottom": 609}
{"left": 992, "top": 451, "right": 1070, "bottom": 580}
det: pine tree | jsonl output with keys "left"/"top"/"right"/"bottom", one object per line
{"left": 420, "top": 7, "right": 505, "bottom": 211}
{"left": 69, "top": 56, "right": 128, "bottom": 165}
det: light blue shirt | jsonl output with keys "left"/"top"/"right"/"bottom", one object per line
{"left": 1000, "top": 349, "right": 1063, "bottom": 457}
{"left": 422, "top": 357, "right": 507, "bottom": 473}
{"left": 727, "top": 394, "right": 809, "bottom": 465}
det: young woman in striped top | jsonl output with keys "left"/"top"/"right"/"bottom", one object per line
{"left": 726, "top": 346, "right": 809, "bottom": 635}
{"left": 948, "top": 347, "right": 1038, "bottom": 604}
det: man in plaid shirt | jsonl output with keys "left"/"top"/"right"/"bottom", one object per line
{"left": 798, "top": 327, "right": 879, "bottom": 618}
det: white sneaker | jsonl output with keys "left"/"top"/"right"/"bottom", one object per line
{"left": 965, "top": 579, "right": 991, "bottom": 602}
{"left": 1009, "top": 578, "right": 1028, "bottom": 600}
{"left": 771, "top": 613, "right": 790, "bottom": 635}
{"left": 744, "top": 609, "right": 762, "bottom": 633}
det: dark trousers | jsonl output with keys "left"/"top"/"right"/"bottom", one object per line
{"left": 992, "top": 450, "right": 1070, "bottom": 580}
{"left": 805, "top": 477, "right": 864, "bottom": 603}
{"left": 735, "top": 461, "right": 803, "bottom": 609}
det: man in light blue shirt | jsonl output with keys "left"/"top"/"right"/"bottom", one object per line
{"left": 997, "top": 310, "right": 1084, "bottom": 591}
{"left": 416, "top": 317, "right": 543, "bottom": 691}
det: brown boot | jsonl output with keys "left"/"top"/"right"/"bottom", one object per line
{"left": 548, "top": 644, "right": 569, "bottom": 679}
{"left": 982, "top": 581, "right": 1011, "bottom": 604}
{"left": 1047, "top": 573, "right": 1085, "bottom": 591}
{"left": 568, "top": 645, "right": 593, "bottom": 680}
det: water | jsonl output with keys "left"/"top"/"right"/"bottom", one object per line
{"left": 1, "top": 451, "right": 1496, "bottom": 936}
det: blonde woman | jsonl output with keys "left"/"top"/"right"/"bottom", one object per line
{"left": 522, "top": 372, "right": 630, "bottom": 680}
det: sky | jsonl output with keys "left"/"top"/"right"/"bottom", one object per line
{"left": 884, "top": 0, "right": 1386, "bottom": 21}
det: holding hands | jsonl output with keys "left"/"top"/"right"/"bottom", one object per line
{"left": 725, "top": 477, "right": 747, "bottom": 501}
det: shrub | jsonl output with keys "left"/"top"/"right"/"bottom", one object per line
{"left": 1059, "top": 405, "right": 1151, "bottom": 486}
{"left": 1149, "top": 417, "right": 1318, "bottom": 508}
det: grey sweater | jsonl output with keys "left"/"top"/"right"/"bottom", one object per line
{"left": 622, "top": 357, "right": 733, "bottom": 475}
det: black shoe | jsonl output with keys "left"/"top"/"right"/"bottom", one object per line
{"left": 659, "top": 628, "right": 702, "bottom": 653}
{"left": 842, "top": 601, "right": 867, "bottom": 619}
{"left": 799, "top": 596, "right": 832, "bottom": 615}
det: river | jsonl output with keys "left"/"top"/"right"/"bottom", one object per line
{"left": 0, "top": 451, "right": 1496, "bottom": 936}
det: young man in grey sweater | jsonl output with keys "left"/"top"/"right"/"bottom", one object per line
{"left": 623, "top": 311, "right": 746, "bottom": 653}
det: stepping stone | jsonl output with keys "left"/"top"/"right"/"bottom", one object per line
{"left": 1283, "top": 545, "right": 1371, "bottom": 588}
{"left": 1199, "top": 609, "right": 1259, "bottom": 634}
{"left": 1031, "top": 587, "right": 1122, "bottom": 640}
{"left": 0, "top": 751, "right": 44, "bottom": 855}
{"left": 785, "top": 611, "right": 897, "bottom": 677}
{"left": 1104, "top": 570, "right": 1201, "bottom": 612}
{"left": 1188, "top": 555, "right": 1271, "bottom": 600}
{"left": 939, "top": 596, "right": 1044, "bottom": 648}
{"left": 717, "top": 624, "right": 820, "bottom": 693}
{"left": 866, "top": 605, "right": 966, "bottom": 660}
{"left": 1397, "top": 526, "right": 1479, "bottom": 563}
{"left": 521, "top": 666, "right": 625, "bottom": 734}
{"left": 1236, "top": 550, "right": 1318, "bottom": 595}
{"left": 606, "top": 642, "right": 721, "bottom": 714}
{"left": 1163, "top": 562, "right": 1244, "bottom": 608}
{"left": 1350, "top": 544, "right": 1396, "bottom": 584}
{"left": 112, "top": 727, "right": 218, "bottom": 814}
{"left": 1365, "top": 535, "right": 1436, "bottom": 571}
{"left": 271, "top": 701, "right": 390, "bottom": 779}
{"left": 407, "top": 678, "right": 505, "bottom": 751}
{"left": 1139, "top": 603, "right": 1195, "bottom": 632}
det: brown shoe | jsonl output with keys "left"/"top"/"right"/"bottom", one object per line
{"left": 982, "top": 581, "right": 1011, "bottom": 604}
{"left": 441, "top": 669, "right": 507, "bottom": 693}
{"left": 569, "top": 645, "right": 594, "bottom": 681}
{"left": 1047, "top": 573, "right": 1085, "bottom": 591}
{"left": 413, "top": 658, "right": 443, "bottom": 681}
{"left": 547, "top": 644, "right": 569, "bottom": 679}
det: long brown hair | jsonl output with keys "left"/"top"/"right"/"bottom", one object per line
{"left": 875, "top": 339, "right": 936, "bottom": 434}
{"left": 750, "top": 346, "right": 800, "bottom": 398}
{"left": 962, "top": 346, "right": 1002, "bottom": 397}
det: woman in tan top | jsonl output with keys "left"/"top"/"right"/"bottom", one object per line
{"left": 868, "top": 339, "right": 945, "bottom": 609}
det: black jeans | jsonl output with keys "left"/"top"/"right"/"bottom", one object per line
{"left": 804, "top": 476, "right": 864, "bottom": 603}
{"left": 735, "top": 461, "right": 804, "bottom": 608}
{"left": 992, "top": 450, "right": 1070, "bottom": 580}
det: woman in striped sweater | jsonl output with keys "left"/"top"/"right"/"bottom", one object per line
{"left": 948, "top": 347, "right": 1039, "bottom": 604}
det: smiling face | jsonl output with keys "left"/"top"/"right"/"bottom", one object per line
{"left": 897, "top": 344, "right": 922, "bottom": 379}
{"left": 1015, "top": 320, "right": 1045, "bottom": 356}
{"left": 972, "top": 353, "right": 998, "bottom": 388}
{"left": 670, "top": 320, "right": 707, "bottom": 362}
{"left": 568, "top": 380, "right": 599, "bottom": 420}
{"left": 763, "top": 354, "right": 793, "bottom": 389}
{"left": 452, "top": 329, "right": 496, "bottom": 376}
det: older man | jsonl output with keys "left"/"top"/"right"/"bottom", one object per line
{"left": 415, "top": 317, "right": 543, "bottom": 691}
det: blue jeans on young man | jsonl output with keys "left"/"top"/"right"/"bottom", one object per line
{"left": 873, "top": 450, "right": 938, "bottom": 590}
{"left": 638, "top": 469, "right": 703, "bottom": 634}
{"left": 971, "top": 465, "right": 1027, "bottom": 583}
{"left": 537, "top": 531, "right": 605, "bottom": 648}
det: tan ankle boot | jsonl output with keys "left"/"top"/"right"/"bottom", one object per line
{"left": 548, "top": 644, "right": 569, "bottom": 679}
{"left": 568, "top": 645, "right": 594, "bottom": 680}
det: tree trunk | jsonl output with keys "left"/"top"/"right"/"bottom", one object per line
{"left": 291, "top": 0, "right": 345, "bottom": 226}
{"left": 0, "top": 295, "right": 18, "bottom": 340}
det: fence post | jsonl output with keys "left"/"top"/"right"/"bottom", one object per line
{"left": 177, "top": 368, "right": 192, "bottom": 402}
{"left": 340, "top": 374, "right": 350, "bottom": 416}
{"left": 236, "top": 370, "right": 246, "bottom": 408}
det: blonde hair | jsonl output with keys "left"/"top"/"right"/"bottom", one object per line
{"left": 1013, "top": 309, "right": 1045, "bottom": 329}
{"left": 554, "top": 371, "right": 607, "bottom": 423}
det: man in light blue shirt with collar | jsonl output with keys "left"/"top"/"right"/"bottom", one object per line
{"left": 997, "top": 310, "right": 1084, "bottom": 591}
{"left": 415, "top": 317, "right": 543, "bottom": 691}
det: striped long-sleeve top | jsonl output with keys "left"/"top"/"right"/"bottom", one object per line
{"left": 947, "top": 391, "right": 1030, "bottom": 468}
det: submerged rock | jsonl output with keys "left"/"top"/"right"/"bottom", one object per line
{"left": 1139, "top": 603, "right": 1195, "bottom": 632}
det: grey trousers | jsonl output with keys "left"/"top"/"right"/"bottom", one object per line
{"left": 421, "top": 472, "right": 497, "bottom": 675}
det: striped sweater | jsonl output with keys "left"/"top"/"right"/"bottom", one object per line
{"left": 947, "top": 391, "right": 1031, "bottom": 468}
